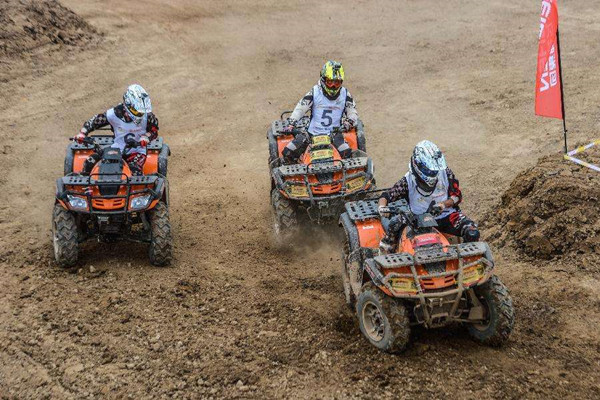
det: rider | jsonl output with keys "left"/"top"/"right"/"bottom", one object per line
{"left": 74, "top": 84, "right": 159, "bottom": 176}
{"left": 378, "top": 140, "right": 480, "bottom": 253}
{"left": 282, "top": 60, "right": 358, "bottom": 163}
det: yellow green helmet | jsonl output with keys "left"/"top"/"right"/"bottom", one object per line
{"left": 320, "top": 60, "right": 345, "bottom": 100}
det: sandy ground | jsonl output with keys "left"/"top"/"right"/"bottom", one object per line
{"left": 1, "top": 0, "right": 600, "bottom": 398}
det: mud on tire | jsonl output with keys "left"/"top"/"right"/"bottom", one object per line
{"left": 341, "top": 225, "right": 361, "bottom": 309}
{"left": 356, "top": 282, "right": 410, "bottom": 353}
{"left": 148, "top": 201, "right": 173, "bottom": 266}
{"left": 270, "top": 188, "right": 298, "bottom": 248}
{"left": 52, "top": 204, "right": 79, "bottom": 267}
{"left": 468, "top": 275, "right": 514, "bottom": 346}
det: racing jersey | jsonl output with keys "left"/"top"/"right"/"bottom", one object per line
{"left": 381, "top": 168, "right": 463, "bottom": 218}
{"left": 289, "top": 84, "right": 358, "bottom": 134}
{"left": 81, "top": 103, "right": 159, "bottom": 154}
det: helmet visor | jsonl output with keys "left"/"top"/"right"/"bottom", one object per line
{"left": 325, "top": 78, "right": 342, "bottom": 90}
{"left": 417, "top": 162, "right": 439, "bottom": 179}
{"left": 126, "top": 104, "right": 145, "bottom": 117}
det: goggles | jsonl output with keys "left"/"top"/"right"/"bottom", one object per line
{"left": 324, "top": 78, "right": 342, "bottom": 89}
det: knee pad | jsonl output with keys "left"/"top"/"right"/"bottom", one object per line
{"left": 462, "top": 226, "right": 480, "bottom": 242}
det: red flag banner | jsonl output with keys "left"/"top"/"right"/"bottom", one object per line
{"left": 535, "top": 0, "right": 563, "bottom": 119}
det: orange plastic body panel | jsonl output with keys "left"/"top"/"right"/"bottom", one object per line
{"left": 89, "top": 163, "right": 131, "bottom": 210}
{"left": 400, "top": 229, "right": 458, "bottom": 289}
{"left": 343, "top": 128, "right": 359, "bottom": 150}
{"left": 355, "top": 219, "right": 385, "bottom": 248}
{"left": 276, "top": 129, "right": 359, "bottom": 157}
{"left": 300, "top": 146, "right": 344, "bottom": 194}
{"left": 143, "top": 150, "right": 159, "bottom": 175}
{"left": 275, "top": 129, "right": 369, "bottom": 197}
{"left": 73, "top": 150, "right": 94, "bottom": 173}
{"left": 276, "top": 134, "right": 294, "bottom": 157}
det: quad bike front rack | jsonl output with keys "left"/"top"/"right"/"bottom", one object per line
{"left": 273, "top": 157, "right": 373, "bottom": 203}
{"left": 364, "top": 243, "right": 493, "bottom": 328}
{"left": 56, "top": 172, "right": 166, "bottom": 215}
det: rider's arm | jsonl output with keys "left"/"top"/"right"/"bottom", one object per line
{"left": 343, "top": 90, "right": 358, "bottom": 126}
{"left": 445, "top": 167, "right": 462, "bottom": 207}
{"left": 146, "top": 112, "right": 159, "bottom": 141}
{"left": 288, "top": 90, "right": 314, "bottom": 123}
{"left": 380, "top": 177, "right": 409, "bottom": 203}
{"left": 81, "top": 112, "right": 109, "bottom": 134}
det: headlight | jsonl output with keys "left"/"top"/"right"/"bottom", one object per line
{"left": 67, "top": 195, "right": 87, "bottom": 210}
{"left": 130, "top": 195, "right": 152, "bottom": 210}
{"left": 463, "top": 265, "right": 484, "bottom": 285}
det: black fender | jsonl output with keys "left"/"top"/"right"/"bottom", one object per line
{"left": 356, "top": 119, "right": 366, "bottom": 152}
{"left": 267, "top": 125, "right": 279, "bottom": 163}
{"left": 63, "top": 142, "right": 75, "bottom": 175}
{"left": 55, "top": 177, "right": 66, "bottom": 201}
{"left": 158, "top": 143, "right": 170, "bottom": 177}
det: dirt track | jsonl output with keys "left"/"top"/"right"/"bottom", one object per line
{"left": 1, "top": 0, "right": 600, "bottom": 398}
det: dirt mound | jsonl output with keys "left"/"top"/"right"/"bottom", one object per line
{"left": 486, "top": 153, "right": 600, "bottom": 259}
{"left": 0, "top": 0, "right": 101, "bottom": 81}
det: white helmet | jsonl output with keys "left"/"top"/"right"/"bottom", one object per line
{"left": 123, "top": 84, "right": 152, "bottom": 125}
{"left": 409, "top": 140, "right": 447, "bottom": 195}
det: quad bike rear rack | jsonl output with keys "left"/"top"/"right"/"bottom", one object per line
{"left": 56, "top": 172, "right": 166, "bottom": 215}
{"left": 273, "top": 157, "right": 374, "bottom": 203}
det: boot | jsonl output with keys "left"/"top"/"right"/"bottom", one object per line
{"left": 379, "top": 236, "right": 396, "bottom": 255}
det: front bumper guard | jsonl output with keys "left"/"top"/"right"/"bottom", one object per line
{"left": 272, "top": 157, "right": 374, "bottom": 203}
{"left": 364, "top": 242, "right": 494, "bottom": 328}
{"left": 56, "top": 172, "right": 165, "bottom": 215}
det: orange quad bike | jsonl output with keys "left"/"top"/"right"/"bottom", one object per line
{"left": 339, "top": 199, "right": 514, "bottom": 353}
{"left": 52, "top": 132, "right": 172, "bottom": 267}
{"left": 268, "top": 112, "right": 375, "bottom": 244}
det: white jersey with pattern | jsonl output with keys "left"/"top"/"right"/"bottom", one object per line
{"left": 106, "top": 107, "right": 148, "bottom": 155}
{"left": 406, "top": 171, "right": 455, "bottom": 219}
{"left": 308, "top": 85, "right": 347, "bottom": 136}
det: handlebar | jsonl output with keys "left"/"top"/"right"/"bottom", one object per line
{"left": 70, "top": 136, "right": 142, "bottom": 149}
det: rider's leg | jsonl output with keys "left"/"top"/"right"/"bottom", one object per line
{"left": 125, "top": 153, "right": 147, "bottom": 176}
{"left": 282, "top": 132, "right": 309, "bottom": 163}
{"left": 332, "top": 131, "right": 351, "bottom": 159}
{"left": 436, "top": 211, "right": 480, "bottom": 242}
{"left": 379, "top": 215, "right": 405, "bottom": 254}
{"left": 81, "top": 152, "right": 102, "bottom": 175}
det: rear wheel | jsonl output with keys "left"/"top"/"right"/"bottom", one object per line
{"left": 468, "top": 275, "right": 514, "bottom": 346}
{"left": 271, "top": 188, "right": 297, "bottom": 248}
{"left": 52, "top": 204, "right": 78, "bottom": 267}
{"left": 356, "top": 282, "right": 410, "bottom": 353}
{"left": 148, "top": 201, "right": 173, "bottom": 266}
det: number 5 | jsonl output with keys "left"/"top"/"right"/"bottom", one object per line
{"left": 321, "top": 109, "right": 333, "bottom": 127}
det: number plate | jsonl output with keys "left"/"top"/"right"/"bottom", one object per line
{"left": 288, "top": 185, "right": 309, "bottom": 198}
{"left": 311, "top": 149, "right": 334, "bottom": 161}
{"left": 389, "top": 278, "right": 417, "bottom": 292}
{"left": 346, "top": 176, "right": 366, "bottom": 192}
{"left": 312, "top": 135, "right": 331, "bottom": 146}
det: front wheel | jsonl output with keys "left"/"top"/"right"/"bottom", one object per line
{"left": 148, "top": 201, "right": 173, "bottom": 266}
{"left": 468, "top": 275, "right": 514, "bottom": 346}
{"left": 356, "top": 282, "right": 410, "bottom": 353}
{"left": 270, "top": 189, "right": 298, "bottom": 248}
{"left": 52, "top": 204, "right": 79, "bottom": 267}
